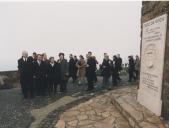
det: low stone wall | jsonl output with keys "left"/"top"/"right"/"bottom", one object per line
{"left": 0, "top": 70, "right": 20, "bottom": 89}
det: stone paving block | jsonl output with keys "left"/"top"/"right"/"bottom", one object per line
{"left": 55, "top": 119, "right": 65, "bottom": 128}
{"left": 67, "top": 120, "right": 78, "bottom": 127}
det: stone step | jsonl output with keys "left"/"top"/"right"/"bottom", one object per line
{"left": 110, "top": 85, "right": 169, "bottom": 128}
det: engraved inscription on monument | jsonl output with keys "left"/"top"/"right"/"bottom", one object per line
{"left": 138, "top": 14, "right": 167, "bottom": 116}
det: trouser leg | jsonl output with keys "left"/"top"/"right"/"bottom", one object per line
{"left": 35, "top": 82, "right": 39, "bottom": 96}
{"left": 117, "top": 71, "right": 121, "bottom": 81}
{"left": 41, "top": 79, "right": 45, "bottom": 96}
{"left": 37, "top": 78, "right": 45, "bottom": 96}
{"left": 102, "top": 77, "right": 106, "bottom": 87}
{"left": 135, "top": 70, "right": 139, "bottom": 80}
{"left": 23, "top": 84, "right": 28, "bottom": 98}
{"left": 94, "top": 73, "right": 97, "bottom": 82}
{"left": 87, "top": 76, "right": 94, "bottom": 90}
{"left": 73, "top": 74, "right": 77, "bottom": 83}
{"left": 29, "top": 82, "right": 34, "bottom": 98}
{"left": 112, "top": 73, "right": 117, "bottom": 86}
{"left": 20, "top": 81, "right": 25, "bottom": 96}
{"left": 44, "top": 77, "right": 48, "bottom": 95}
{"left": 129, "top": 69, "right": 134, "bottom": 82}
{"left": 54, "top": 83, "right": 57, "bottom": 94}
{"left": 48, "top": 83, "right": 52, "bottom": 95}
{"left": 60, "top": 80, "right": 67, "bottom": 92}
{"left": 103, "top": 76, "right": 109, "bottom": 88}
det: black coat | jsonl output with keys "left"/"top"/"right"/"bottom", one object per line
{"left": 18, "top": 57, "right": 33, "bottom": 83}
{"left": 33, "top": 61, "right": 47, "bottom": 80}
{"left": 59, "top": 59, "right": 68, "bottom": 80}
{"left": 47, "top": 62, "right": 61, "bottom": 84}
{"left": 68, "top": 58, "right": 77, "bottom": 75}
{"left": 129, "top": 58, "right": 135, "bottom": 70}
{"left": 117, "top": 57, "right": 122, "bottom": 70}
{"left": 111, "top": 59, "right": 119, "bottom": 76}
{"left": 28, "top": 56, "right": 37, "bottom": 63}
{"left": 86, "top": 57, "right": 96, "bottom": 77}
{"left": 101, "top": 59, "right": 111, "bottom": 77}
{"left": 74, "top": 59, "right": 78, "bottom": 72}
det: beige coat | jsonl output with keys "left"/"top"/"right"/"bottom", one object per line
{"left": 76, "top": 59, "right": 86, "bottom": 78}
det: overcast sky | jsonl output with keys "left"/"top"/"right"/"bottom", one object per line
{"left": 0, "top": 1, "right": 141, "bottom": 71}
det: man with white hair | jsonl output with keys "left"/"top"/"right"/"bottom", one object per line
{"left": 18, "top": 51, "right": 34, "bottom": 98}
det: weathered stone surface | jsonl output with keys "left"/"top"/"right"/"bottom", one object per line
{"left": 62, "top": 110, "right": 80, "bottom": 117}
{"left": 55, "top": 90, "right": 131, "bottom": 128}
{"left": 77, "top": 115, "right": 88, "bottom": 121}
{"left": 139, "top": 122, "right": 158, "bottom": 128}
{"left": 78, "top": 120, "right": 94, "bottom": 126}
{"left": 60, "top": 115, "right": 76, "bottom": 122}
{"left": 55, "top": 119, "right": 65, "bottom": 128}
{"left": 88, "top": 115, "right": 103, "bottom": 121}
{"left": 101, "top": 111, "right": 110, "bottom": 118}
{"left": 67, "top": 120, "right": 78, "bottom": 127}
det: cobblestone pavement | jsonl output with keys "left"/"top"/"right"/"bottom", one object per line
{"left": 0, "top": 76, "right": 137, "bottom": 128}
{"left": 55, "top": 92, "right": 131, "bottom": 128}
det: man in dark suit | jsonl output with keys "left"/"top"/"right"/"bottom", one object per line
{"left": 58, "top": 53, "right": 69, "bottom": 92}
{"left": 74, "top": 55, "right": 78, "bottom": 81}
{"left": 33, "top": 54, "right": 47, "bottom": 96}
{"left": 86, "top": 52, "right": 96, "bottom": 91}
{"left": 18, "top": 51, "right": 34, "bottom": 98}
{"left": 47, "top": 57, "right": 61, "bottom": 95}
{"left": 112, "top": 55, "right": 119, "bottom": 86}
{"left": 32, "top": 52, "right": 37, "bottom": 62}
{"left": 93, "top": 56, "right": 98, "bottom": 83}
{"left": 42, "top": 53, "right": 49, "bottom": 94}
{"left": 68, "top": 54, "right": 77, "bottom": 83}
{"left": 128, "top": 55, "right": 136, "bottom": 82}
{"left": 117, "top": 54, "right": 122, "bottom": 82}
{"left": 29, "top": 52, "right": 37, "bottom": 63}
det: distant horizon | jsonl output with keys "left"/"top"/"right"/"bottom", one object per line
{"left": 0, "top": 1, "right": 141, "bottom": 71}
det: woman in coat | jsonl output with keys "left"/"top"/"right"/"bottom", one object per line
{"left": 76, "top": 55, "right": 86, "bottom": 85}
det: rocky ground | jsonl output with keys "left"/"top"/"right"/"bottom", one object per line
{"left": 0, "top": 76, "right": 137, "bottom": 128}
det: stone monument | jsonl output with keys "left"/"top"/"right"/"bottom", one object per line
{"left": 138, "top": 1, "right": 169, "bottom": 119}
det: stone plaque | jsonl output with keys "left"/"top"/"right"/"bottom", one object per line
{"left": 138, "top": 14, "right": 167, "bottom": 116}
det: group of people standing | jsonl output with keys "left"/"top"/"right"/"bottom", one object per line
{"left": 99, "top": 53, "right": 140, "bottom": 89}
{"left": 68, "top": 53, "right": 98, "bottom": 88}
{"left": 18, "top": 50, "right": 140, "bottom": 99}
{"left": 128, "top": 55, "right": 140, "bottom": 82}
{"left": 100, "top": 53, "right": 122, "bottom": 89}
{"left": 18, "top": 51, "right": 98, "bottom": 99}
